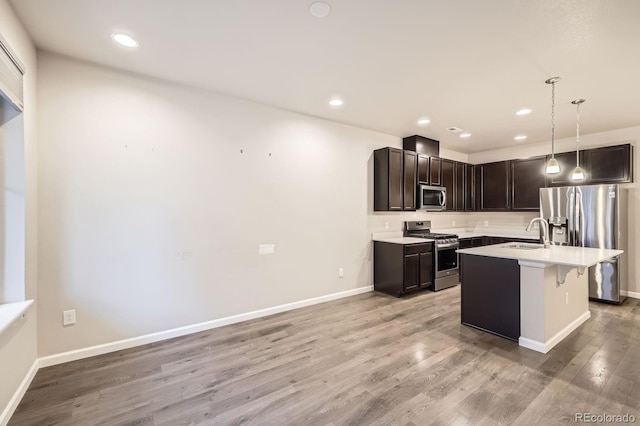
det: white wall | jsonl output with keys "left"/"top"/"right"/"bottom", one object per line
{"left": 0, "top": 0, "right": 38, "bottom": 421}
{"left": 37, "top": 52, "right": 409, "bottom": 356}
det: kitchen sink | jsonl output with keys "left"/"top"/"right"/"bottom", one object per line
{"left": 502, "top": 243, "right": 544, "bottom": 250}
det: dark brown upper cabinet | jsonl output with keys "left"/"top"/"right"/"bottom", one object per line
{"left": 441, "top": 159, "right": 455, "bottom": 211}
{"left": 476, "top": 161, "right": 511, "bottom": 211}
{"left": 402, "top": 135, "right": 439, "bottom": 157}
{"left": 430, "top": 157, "right": 442, "bottom": 186}
{"left": 403, "top": 151, "right": 417, "bottom": 210}
{"left": 583, "top": 144, "right": 633, "bottom": 184}
{"left": 546, "top": 144, "right": 633, "bottom": 186}
{"left": 373, "top": 147, "right": 419, "bottom": 211}
{"left": 455, "top": 162, "right": 465, "bottom": 211}
{"left": 374, "top": 147, "right": 404, "bottom": 211}
{"left": 545, "top": 151, "right": 583, "bottom": 187}
{"left": 464, "top": 164, "right": 475, "bottom": 211}
{"left": 511, "top": 157, "right": 547, "bottom": 211}
{"left": 417, "top": 154, "right": 430, "bottom": 184}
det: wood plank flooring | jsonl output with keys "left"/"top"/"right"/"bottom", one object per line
{"left": 9, "top": 287, "right": 640, "bottom": 425}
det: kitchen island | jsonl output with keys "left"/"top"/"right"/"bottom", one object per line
{"left": 457, "top": 243, "right": 623, "bottom": 354}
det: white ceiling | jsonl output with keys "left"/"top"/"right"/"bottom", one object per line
{"left": 9, "top": 0, "right": 640, "bottom": 153}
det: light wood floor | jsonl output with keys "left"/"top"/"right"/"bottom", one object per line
{"left": 9, "top": 287, "right": 640, "bottom": 425}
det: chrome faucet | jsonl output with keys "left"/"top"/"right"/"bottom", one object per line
{"left": 526, "top": 217, "right": 551, "bottom": 248}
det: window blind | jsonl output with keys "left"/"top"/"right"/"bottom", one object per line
{"left": 0, "top": 33, "right": 24, "bottom": 112}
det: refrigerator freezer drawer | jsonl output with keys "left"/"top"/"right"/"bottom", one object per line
{"left": 588, "top": 257, "right": 623, "bottom": 303}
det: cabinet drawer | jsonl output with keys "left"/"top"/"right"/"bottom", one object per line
{"left": 404, "top": 243, "right": 433, "bottom": 255}
{"left": 459, "top": 238, "right": 473, "bottom": 249}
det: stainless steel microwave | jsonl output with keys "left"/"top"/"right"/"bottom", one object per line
{"left": 418, "top": 185, "right": 446, "bottom": 211}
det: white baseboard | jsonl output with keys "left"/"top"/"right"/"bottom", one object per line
{"left": 39, "top": 285, "right": 373, "bottom": 368}
{"left": 621, "top": 290, "right": 640, "bottom": 300}
{"left": 0, "top": 358, "right": 39, "bottom": 426}
{"left": 519, "top": 310, "right": 591, "bottom": 354}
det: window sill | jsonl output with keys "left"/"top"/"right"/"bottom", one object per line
{"left": 0, "top": 300, "right": 34, "bottom": 341}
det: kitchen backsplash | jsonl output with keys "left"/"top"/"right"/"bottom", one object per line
{"left": 368, "top": 211, "right": 538, "bottom": 234}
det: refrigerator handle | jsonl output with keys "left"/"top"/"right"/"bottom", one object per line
{"left": 576, "top": 189, "right": 583, "bottom": 247}
{"left": 568, "top": 190, "right": 575, "bottom": 246}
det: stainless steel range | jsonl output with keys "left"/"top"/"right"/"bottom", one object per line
{"left": 404, "top": 221, "right": 459, "bottom": 291}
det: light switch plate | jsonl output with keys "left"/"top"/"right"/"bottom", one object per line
{"left": 258, "top": 244, "right": 275, "bottom": 255}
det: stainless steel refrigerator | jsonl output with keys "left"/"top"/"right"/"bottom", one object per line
{"left": 539, "top": 184, "right": 628, "bottom": 303}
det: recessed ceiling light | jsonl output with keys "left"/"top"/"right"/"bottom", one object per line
{"left": 310, "top": 2, "right": 331, "bottom": 18}
{"left": 516, "top": 108, "right": 532, "bottom": 116}
{"left": 329, "top": 98, "right": 344, "bottom": 107}
{"left": 447, "top": 127, "right": 463, "bottom": 133}
{"left": 417, "top": 118, "right": 431, "bottom": 126}
{"left": 514, "top": 135, "right": 527, "bottom": 141}
{"left": 111, "top": 33, "right": 138, "bottom": 48}
{"left": 459, "top": 133, "right": 471, "bottom": 138}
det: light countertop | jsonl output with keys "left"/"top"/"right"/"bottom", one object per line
{"left": 373, "top": 236, "right": 435, "bottom": 244}
{"left": 457, "top": 243, "right": 623, "bottom": 268}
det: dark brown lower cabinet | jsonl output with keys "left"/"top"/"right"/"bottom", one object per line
{"left": 460, "top": 254, "right": 521, "bottom": 341}
{"left": 374, "top": 241, "right": 433, "bottom": 297}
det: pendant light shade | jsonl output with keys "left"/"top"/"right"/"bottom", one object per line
{"left": 545, "top": 77, "right": 561, "bottom": 175}
{"left": 546, "top": 157, "right": 560, "bottom": 174}
{"left": 570, "top": 98, "right": 586, "bottom": 181}
{"left": 570, "top": 166, "right": 585, "bottom": 181}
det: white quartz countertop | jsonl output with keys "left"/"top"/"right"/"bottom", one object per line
{"left": 457, "top": 243, "right": 623, "bottom": 268}
{"left": 373, "top": 236, "right": 435, "bottom": 244}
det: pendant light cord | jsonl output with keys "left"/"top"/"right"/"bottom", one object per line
{"left": 575, "top": 101, "right": 580, "bottom": 166}
{"left": 551, "top": 81, "right": 556, "bottom": 159}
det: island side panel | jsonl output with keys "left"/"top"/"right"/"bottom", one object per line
{"left": 519, "top": 262, "right": 591, "bottom": 353}
{"left": 543, "top": 265, "right": 590, "bottom": 343}
{"left": 460, "top": 254, "right": 521, "bottom": 341}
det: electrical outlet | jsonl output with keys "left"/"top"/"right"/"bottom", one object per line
{"left": 565, "top": 292, "right": 569, "bottom": 305}
{"left": 63, "top": 309, "right": 76, "bottom": 326}
{"left": 452, "top": 220, "right": 456, "bottom": 227}
{"left": 484, "top": 221, "right": 489, "bottom": 227}
{"left": 338, "top": 268, "right": 344, "bottom": 278}
{"left": 384, "top": 222, "right": 389, "bottom": 230}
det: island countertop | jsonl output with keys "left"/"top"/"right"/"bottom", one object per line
{"left": 457, "top": 243, "right": 623, "bottom": 268}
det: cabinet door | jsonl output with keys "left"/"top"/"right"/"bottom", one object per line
{"left": 403, "top": 253, "right": 420, "bottom": 291}
{"left": 403, "top": 151, "right": 417, "bottom": 210}
{"left": 417, "top": 154, "right": 430, "bottom": 184}
{"left": 546, "top": 151, "right": 583, "bottom": 187}
{"left": 455, "top": 162, "right": 465, "bottom": 211}
{"left": 441, "top": 159, "right": 455, "bottom": 211}
{"left": 464, "top": 164, "right": 475, "bottom": 211}
{"left": 374, "top": 148, "right": 403, "bottom": 211}
{"left": 583, "top": 144, "right": 632, "bottom": 183}
{"left": 430, "top": 157, "right": 442, "bottom": 186}
{"left": 477, "top": 161, "right": 510, "bottom": 211}
{"left": 459, "top": 238, "right": 473, "bottom": 249}
{"left": 472, "top": 237, "right": 484, "bottom": 247}
{"left": 511, "top": 157, "right": 546, "bottom": 211}
{"left": 419, "top": 252, "right": 433, "bottom": 288}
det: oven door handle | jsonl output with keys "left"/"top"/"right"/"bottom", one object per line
{"left": 437, "top": 242, "right": 459, "bottom": 250}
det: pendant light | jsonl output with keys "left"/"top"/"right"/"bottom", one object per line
{"left": 570, "top": 98, "right": 586, "bottom": 181}
{"left": 545, "top": 77, "right": 561, "bottom": 174}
